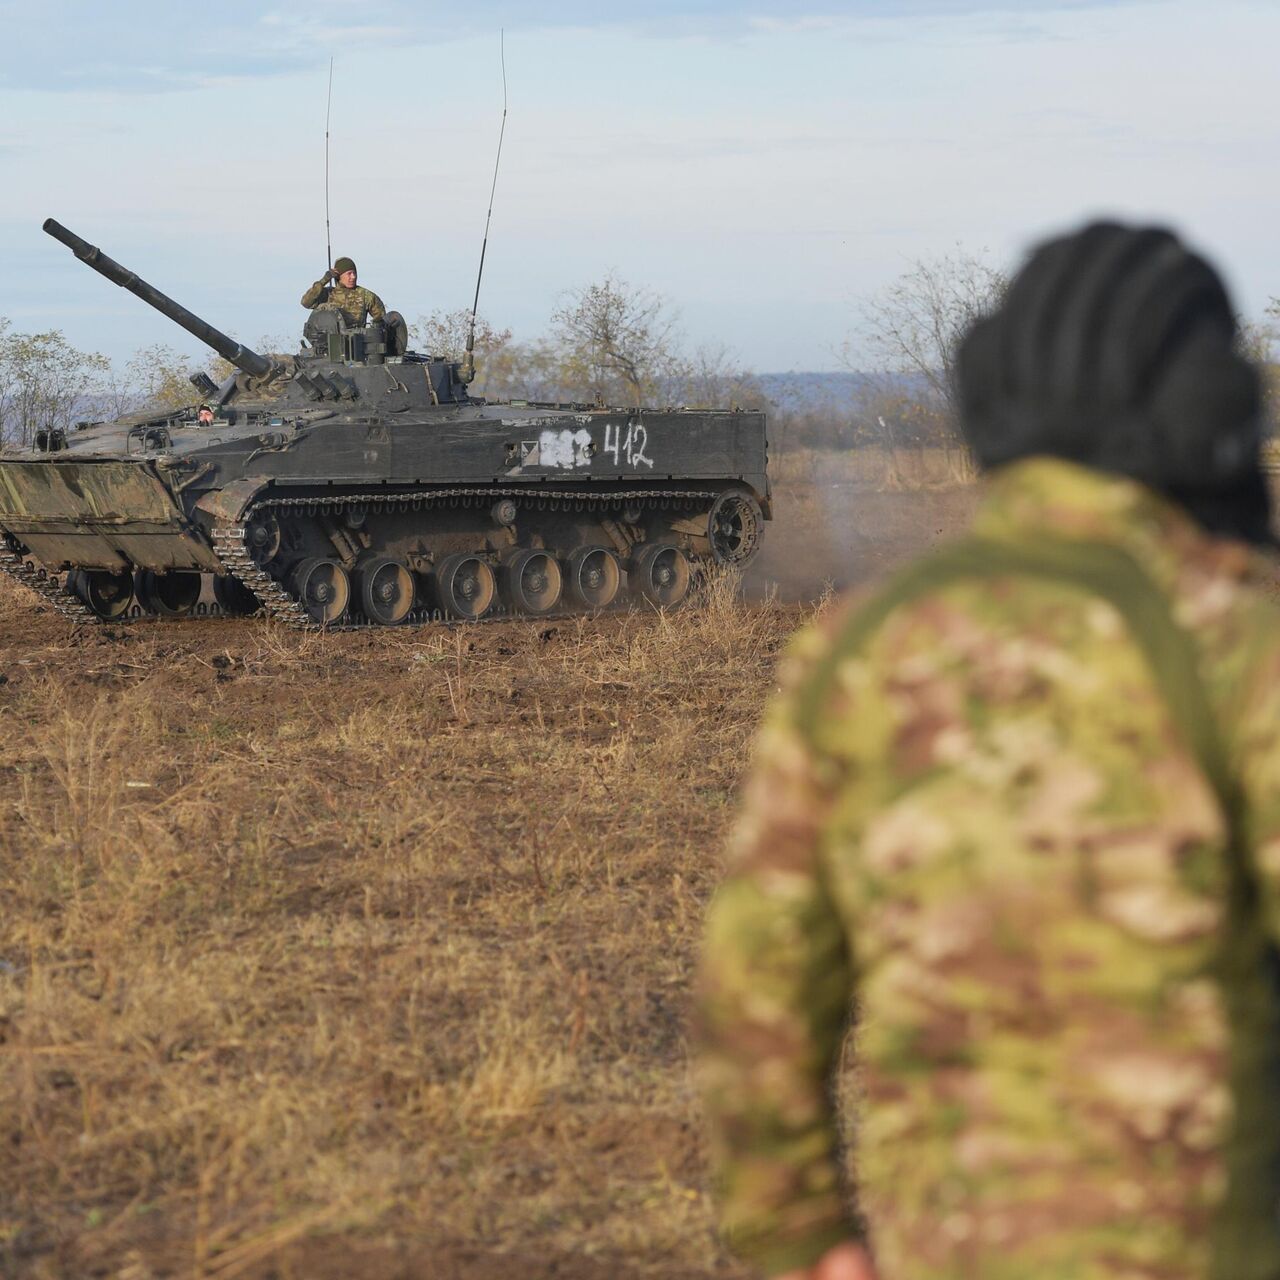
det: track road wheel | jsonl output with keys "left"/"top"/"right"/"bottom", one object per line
{"left": 565, "top": 546, "right": 621, "bottom": 610}
{"left": 435, "top": 553, "right": 496, "bottom": 621}
{"left": 502, "top": 548, "right": 563, "bottom": 616}
{"left": 74, "top": 568, "right": 135, "bottom": 620}
{"left": 136, "top": 569, "right": 202, "bottom": 618}
{"left": 630, "top": 543, "right": 691, "bottom": 608}
{"left": 357, "top": 555, "right": 415, "bottom": 626}
{"left": 213, "top": 574, "right": 261, "bottom": 616}
{"left": 292, "top": 557, "right": 350, "bottom": 626}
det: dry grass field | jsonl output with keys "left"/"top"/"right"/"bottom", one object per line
{"left": 0, "top": 463, "right": 979, "bottom": 1280}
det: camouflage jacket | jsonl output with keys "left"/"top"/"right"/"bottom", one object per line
{"left": 299, "top": 278, "right": 386, "bottom": 326}
{"left": 696, "top": 457, "right": 1280, "bottom": 1279}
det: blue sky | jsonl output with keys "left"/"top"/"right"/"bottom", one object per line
{"left": 3, "top": 1, "right": 1277, "bottom": 372}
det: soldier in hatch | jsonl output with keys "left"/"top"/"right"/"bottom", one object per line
{"left": 301, "top": 257, "right": 408, "bottom": 355}
{"left": 300, "top": 256, "right": 386, "bottom": 327}
{"left": 695, "top": 221, "right": 1280, "bottom": 1280}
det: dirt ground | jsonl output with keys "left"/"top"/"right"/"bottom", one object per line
{"left": 0, "top": 478, "right": 976, "bottom": 1280}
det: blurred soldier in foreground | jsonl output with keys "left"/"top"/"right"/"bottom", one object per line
{"left": 696, "top": 222, "right": 1280, "bottom": 1280}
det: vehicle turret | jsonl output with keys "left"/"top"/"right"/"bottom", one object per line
{"left": 42, "top": 218, "right": 473, "bottom": 411}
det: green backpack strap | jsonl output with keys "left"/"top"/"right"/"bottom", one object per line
{"left": 797, "top": 533, "right": 1280, "bottom": 1278}
{"left": 797, "top": 533, "right": 1232, "bottom": 809}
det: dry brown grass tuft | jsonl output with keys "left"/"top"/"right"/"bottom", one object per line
{"left": 0, "top": 571, "right": 812, "bottom": 1279}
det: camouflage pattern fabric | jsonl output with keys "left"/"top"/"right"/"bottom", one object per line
{"left": 696, "top": 456, "right": 1280, "bottom": 1279}
{"left": 299, "top": 277, "right": 386, "bottom": 326}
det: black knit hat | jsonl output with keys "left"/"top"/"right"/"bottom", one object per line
{"left": 956, "top": 220, "right": 1268, "bottom": 542}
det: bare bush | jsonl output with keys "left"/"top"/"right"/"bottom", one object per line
{"left": 670, "top": 343, "right": 768, "bottom": 411}
{"left": 1245, "top": 303, "right": 1280, "bottom": 436}
{"left": 836, "top": 247, "right": 1006, "bottom": 488}
{"left": 412, "top": 307, "right": 511, "bottom": 364}
{"left": 0, "top": 322, "right": 111, "bottom": 447}
{"left": 550, "top": 272, "right": 683, "bottom": 407}
{"left": 855, "top": 246, "right": 1007, "bottom": 419}
{"left": 413, "top": 291, "right": 764, "bottom": 413}
{"left": 104, "top": 342, "right": 199, "bottom": 418}
{"left": 410, "top": 308, "right": 566, "bottom": 402}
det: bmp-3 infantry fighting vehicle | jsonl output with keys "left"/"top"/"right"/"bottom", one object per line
{"left": 0, "top": 221, "right": 768, "bottom": 628}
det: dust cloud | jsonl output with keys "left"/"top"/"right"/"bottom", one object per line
{"left": 745, "top": 461, "right": 982, "bottom": 604}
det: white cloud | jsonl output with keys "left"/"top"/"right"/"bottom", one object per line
{"left": 5, "top": 0, "right": 1278, "bottom": 372}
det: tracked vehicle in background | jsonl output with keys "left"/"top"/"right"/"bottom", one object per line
{"left": 0, "top": 220, "right": 769, "bottom": 628}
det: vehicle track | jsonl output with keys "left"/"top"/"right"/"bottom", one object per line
{"left": 4, "top": 484, "right": 765, "bottom": 632}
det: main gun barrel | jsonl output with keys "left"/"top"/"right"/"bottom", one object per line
{"left": 42, "top": 218, "right": 273, "bottom": 380}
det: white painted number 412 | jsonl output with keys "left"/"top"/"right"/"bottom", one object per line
{"left": 603, "top": 422, "right": 655, "bottom": 470}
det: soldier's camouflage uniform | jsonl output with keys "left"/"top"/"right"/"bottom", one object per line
{"left": 696, "top": 456, "right": 1280, "bottom": 1279}
{"left": 299, "top": 277, "right": 386, "bottom": 327}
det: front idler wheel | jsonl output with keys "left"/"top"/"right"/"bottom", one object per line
{"left": 245, "top": 511, "right": 282, "bottom": 564}
{"left": 565, "top": 546, "right": 621, "bottom": 610}
{"left": 357, "top": 555, "right": 415, "bottom": 626}
{"left": 707, "top": 489, "right": 764, "bottom": 566}
{"left": 435, "top": 553, "right": 496, "bottom": 621}
{"left": 73, "top": 568, "right": 135, "bottom": 620}
{"left": 502, "top": 548, "right": 563, "bottom": 616}
{"left": 136, "top": 569, "right": 202, "bottom": 618}
{"left": 292, "top": 557, "right": 350, "bottom": 626}
{"left": 630, "top": 543, "right": 691, "bottom": 608}
{"left": 213, "top": 574, "right": 261, "bottom": 616}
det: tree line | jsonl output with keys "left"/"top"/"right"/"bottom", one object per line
{"left": 0, "top": 322, "right": 211, "bottom": 450}
{"left": 2, "top": 262, "right": 1274, "bottom": 457}
{"left": 411, "top": 273, "right": 764, "bottom": 412}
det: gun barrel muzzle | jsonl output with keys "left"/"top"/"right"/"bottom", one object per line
{"left": 42, "top": 218, "right": 272, "bottom": 380}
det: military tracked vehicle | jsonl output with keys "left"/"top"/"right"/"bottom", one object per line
{"left": 0, "top": 221, "right": 768, "bottom": 628}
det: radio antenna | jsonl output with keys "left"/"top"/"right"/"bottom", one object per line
{"left": 462, "top": 30, "right": 508, "bottom": 385}
{"left": 324, "top": 57, "right": 334, "bottom": 269}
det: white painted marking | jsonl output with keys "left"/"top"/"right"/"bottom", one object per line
{"left": 602, "top": 421, "right": 656, "bottom": 469}
{"left": 625, "top": 423, "right": 654, "bottom": 469}
{"left": 537, "top": 427, "right": 593, "bottom": 469}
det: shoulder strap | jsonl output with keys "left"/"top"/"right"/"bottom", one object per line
{"left": 796, "top": 534, "right": 1236, "bottom": 821}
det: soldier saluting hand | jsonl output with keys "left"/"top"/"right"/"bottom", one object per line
{"left": 300, "top": 256, "right": 386, "bottom": 328}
